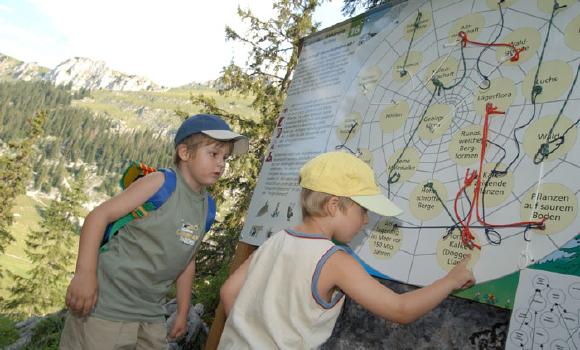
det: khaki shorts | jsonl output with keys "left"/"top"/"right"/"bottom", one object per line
{"left": 59, "top": 313, "right": 168, "bottom": 350}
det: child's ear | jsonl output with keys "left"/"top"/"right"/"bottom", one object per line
{"left": 326, "top": 196, "right": 339, "bottom": 217}
{"left": 177, "top": 144, "right": 190, "bottom": 161}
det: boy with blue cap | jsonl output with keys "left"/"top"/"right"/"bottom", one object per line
{"left": 60, "top": 114, "right": 248, "bottom": 350}
{"left": 218, "top": 151, "right": 474, "bottom": 349}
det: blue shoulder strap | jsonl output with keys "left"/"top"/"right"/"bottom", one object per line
{"left": 156, "top": 168, "right": 215, "bottom": 233}
{"left": 148, "top": 168, "right": 176, "bottom": 208}
{"left": 101, "top": 168, "right": 216, "bottom": 249}
{"left": 205, "top": 195, "right": 216, "bottom": 232}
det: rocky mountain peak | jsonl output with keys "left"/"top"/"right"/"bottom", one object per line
{"left": 47, "top": 57, "right": 162, "bottom": 91}
{"left": 0, "top": 53, "right": 163, "bottom": 92}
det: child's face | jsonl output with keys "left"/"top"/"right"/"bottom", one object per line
{"left": 333, "top": 201, "right": 369, "bottom": 243}
{"left": 181, "top": 142, "right": 231, "bottom": 190}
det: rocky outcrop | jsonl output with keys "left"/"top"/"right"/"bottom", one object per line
{"left": 5, "top": 310, "right": 67, "bottom": 350}
{"left": 11, "top": 61, "right": 46, "bottom": 81}
{"left": 47, "top": 57, "right": 162, "bottom": 91}
{"left": 165, "top": 299, "right": 209, "bottom": 349}
{"left": 0, "top": 53, "right": 163, "bottom": 92}
{"left": 321, "top": 279, "right": 510, "bottom": 349}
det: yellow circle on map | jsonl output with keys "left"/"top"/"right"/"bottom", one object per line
{"left": 359, "top": 148, "right": 373, "bottom": 167}
{"left": 474, "top": 77, "right": 516, "bottom": 116}
{"left": 449, "top": 125, "right": 483, "bottom": 166}
{"left": 486, "top": 0, "right": 518, "bottom": 9}
{"left": 523, "top": 114, "right": 578, "bottom": 162}
{"left": 565, "top": 15, "right": 580, "bottom": 51}
{"left": 336, "top": 112, "right": 361, "bottom": 143}
{"left": 392, "top": 51, "right": 423, "bottom": 81}
{"left": 448, "top": 13, "right": 485, "bottom": 43}
{"left": 436, "top": 228, "right": 480, "bottom": 271}
{"left": 418, "top": 104, "right": 453, "bottom": 140}
{"left": 496, "top": 28, "right": 541, "bottom": 64}
{"left": 538, "top": 0, "right": 576, "bottom": 13}
{"left": 424, "top": 57, "right": 459, "bottom": 93}
{"left": 464, "top": 163, "right": 514, "bottom": 208}
{"left": 369, "top": 220, "right": 402, "bottom": 259}
{"left": 409, "top": 180, "right": 448, "bottom": 220}
{"left": 379, "top": 101, "right": 410, "bottom": 133}
{"left": 358, "top": 66, "right": 383, "bottom": 96}
{"left": 520, "top": 183, "right": 577, "bottom": 234}
{"left": 522, "top": 60, "right": 573, "bottom": 103}
{"left": 403, "top": 9, "right": 432, "bottom": 41}
{"left": 387, "top": 147, "right": 420, "bottom": 183}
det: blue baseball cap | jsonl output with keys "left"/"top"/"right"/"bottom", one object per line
{"left": 174, "top": 114, "right": 249, "bottom": 155}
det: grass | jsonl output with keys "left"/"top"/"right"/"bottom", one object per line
{"left": 72, "top": 87, "right": 259, "bottom": 130}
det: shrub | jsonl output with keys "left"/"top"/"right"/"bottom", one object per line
{"left": 22, "top": 313, "right": 65, "bottom": 350}
{"left": 0, "top": 315, "right": 19, "bottom": 348}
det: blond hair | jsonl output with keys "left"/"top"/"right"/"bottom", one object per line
{"left": 173, "top": 133, "right": 234, "bottom": 165}
{"left": 300, "top": 188, "right": 354, "bottom": 219}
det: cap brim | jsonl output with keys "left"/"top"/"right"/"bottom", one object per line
{"left": 350, "top": 194, "right": 402, "bottom": 217}
{"left": 202, "top": 130, "right": 249, "bottom": 155}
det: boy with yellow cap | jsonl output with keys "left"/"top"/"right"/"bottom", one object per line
{"left": 218, "top": 151, "right": 474, "bottom": 349}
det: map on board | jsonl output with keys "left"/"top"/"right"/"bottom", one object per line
{"left": 240, "top": 0, "right": 580, "bottom": 306}
{"left": 507, "top": 269, "right": 580, "bottom": 350}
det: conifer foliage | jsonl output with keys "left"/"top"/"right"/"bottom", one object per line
{"left": 192, "top": 0, "right": 324, "bottom": 319}
{"left": 0, "top": 111, "right": 46, "bottom": 278}
{"left": 0, "top": 80, "right": 173, "bottom": 198}
{"left": 1, "top": 172, "right": 87, "bottom": 316}
{"left": 340, "top": 0, "right": 397, "bottom": 16}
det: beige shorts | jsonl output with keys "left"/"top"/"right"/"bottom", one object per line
{"left": 59, "top": 312, "right": 168, "bottom": 350}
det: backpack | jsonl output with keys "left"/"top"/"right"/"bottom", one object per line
{"left": 99, "top": 161, "right": 216, "bottom": 250}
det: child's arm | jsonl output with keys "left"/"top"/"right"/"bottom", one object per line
{"left": 65, "top": 172, "right": 165, "bottom": 316}
{"left": 220, "top": 253, "right": 254, "bottom": 316}
{"left": 169, "top": 258, "right": 196, "bottom": 340}
{"left": 322, "top": 252, "right": 474, "bottom": 324}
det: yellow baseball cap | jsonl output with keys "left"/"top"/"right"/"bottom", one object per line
{"left": 299, "top": 151, "right": 402, "bottom": 217}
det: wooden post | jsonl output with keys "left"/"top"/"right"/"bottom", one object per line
{"left": 204, "top": 241, "right": 257, "bottom": 350}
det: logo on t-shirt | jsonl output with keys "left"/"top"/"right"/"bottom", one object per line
{"left": 176, "top": 222, "right": 200, "bottom": 246}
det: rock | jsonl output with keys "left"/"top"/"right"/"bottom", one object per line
{"left": 0, "top": 52, "right": 164, "bottom": 92}
{"left": 47, "top": 57, "right": 162, "bottom": 92}
{"left": 165, "top": 299, "right": 209, "bottom": 350}
{"left": 6, "top": 310, "right": 66, "bottom": 350}
{"left": 321, "top": 279, "right": 510, "bottom": 349}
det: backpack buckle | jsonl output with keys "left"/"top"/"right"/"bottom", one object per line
{"left": 131, "top": 206, "right": 149, "bottom": 219}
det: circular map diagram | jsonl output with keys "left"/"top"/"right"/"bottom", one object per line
{"left": 330, "top": 0, "right": 580, "bottom": 285}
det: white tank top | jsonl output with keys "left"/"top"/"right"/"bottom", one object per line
{"left": 219, "top": 229, "right": 346, "bottom": 349}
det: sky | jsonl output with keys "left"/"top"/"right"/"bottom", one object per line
{"left": 0, "top": 0, "right": 350, "bottom": 87}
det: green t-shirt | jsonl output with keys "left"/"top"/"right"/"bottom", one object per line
{"left": 93, "top": 168, "right": 207, "bottom": 322}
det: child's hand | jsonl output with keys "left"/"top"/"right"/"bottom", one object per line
{"left": 168, "top": 313, "right": 188, "bottom": 341}
{"left": 446, "top": 255, "right": 475, "bottom": 290}
{"left": 65, "top": 273, "right": 98, "bottom": 317}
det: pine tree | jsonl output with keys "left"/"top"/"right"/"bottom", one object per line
{"left": 340, "top": 0, "right": 401, "bottom": 16}
{"left": 0, "top": 111, "right": 46, "bottom": 278}
{"left": 191, "top": 0, "right": 324, "bottom": 320}
{"left": 51, "top": 161, "right": 67, "bottom": 188}
{"left": 34, "top": 157, "right": 49, "bottom": 191}
{"left": 1, "top": 172, "right": 87, "bottom": 316}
